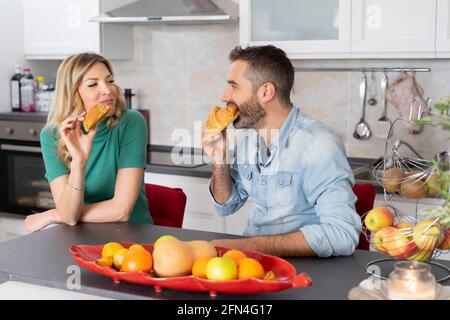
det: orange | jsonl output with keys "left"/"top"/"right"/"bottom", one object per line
{"left": 102, "top": 242, "right": 124, "bottom": 258}
{"left": 192, "top": 256, "right": 213, "bottom": 278}
{"left": 237, "top": 258, "right": 265, "bottom": 280}
{"left": 113, "top": 248, "right": 129, "bottom": 270}
{"left": 121, "top": 249, "right": 153, "bottom": 273}
{"left": 128, "top": 244, "right": 146, "bottom": 252}
{"left": 222, "top": 249, "right": 247, "bottom": 266}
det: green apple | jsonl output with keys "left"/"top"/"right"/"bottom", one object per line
{"left": 154, "top": 235, "right": 178, "bottom": 248}
{"left": 206, "top": 257, "right": 237, "bottom": 281}
{"left": 364, "top": 207, "right": 395, "bottom": 232}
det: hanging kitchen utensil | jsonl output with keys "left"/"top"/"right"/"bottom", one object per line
{"left": 353, "top": 73, "right": 372, "bottom": 140}
{"left": 368, "top": 70, "right": 378, "bottom": 106}
{"left": 375, "top": 71, "right": 391, "bottom": 139}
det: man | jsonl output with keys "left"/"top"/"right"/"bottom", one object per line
{"left": 202, "top": 45, "right": 361, "bottom": 257}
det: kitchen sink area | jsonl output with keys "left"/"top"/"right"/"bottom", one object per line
{"left": 348, "top": 157, "right": 381, "bottom": 188}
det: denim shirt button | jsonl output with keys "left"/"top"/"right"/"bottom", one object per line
{"left": 262, "top": 181, "right": 266, "bottom": 185}
{"left": 280, "top": 181, "right": 283, "bottom": 185}
{"left": 256, "top": 226, "right": 260, "bottom": 231}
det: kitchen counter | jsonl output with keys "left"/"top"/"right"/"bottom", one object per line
{"left": 0, "top": 223, "right": 448, "bottom": 300}
{"left": 145, "top": 150, "right": 383, "bottom": 191}
{"left": 0, "top": 111, "right": 48, "bottom": 122}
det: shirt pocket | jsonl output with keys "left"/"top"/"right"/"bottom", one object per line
{"left": 274, "top": 172, "right": 294, "bottom": 206}
{"left": 239, "top": 165, "right": 254, "bottom": 195}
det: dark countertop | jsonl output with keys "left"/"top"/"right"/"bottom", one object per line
{"left": 0, "top": 111, "right": 48, "bottom": 122}
{"left": 0, "top": 223, "right": 448, "bottom": 300}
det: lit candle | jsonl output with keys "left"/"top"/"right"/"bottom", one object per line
{"left": 388, "top": 261, "right": 437, "bottom": 300}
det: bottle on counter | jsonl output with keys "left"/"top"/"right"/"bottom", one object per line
{"left": 10, "top": 64, "right": 22, "bottom": 112}
{"left": 124, "top": 88, "right": 136, "bottom": 109}
{"left": 20, "top": 67, "right": 36, "bottom": 112}
{"left": 35, "top": 75, "right": 53, "bottom": 112}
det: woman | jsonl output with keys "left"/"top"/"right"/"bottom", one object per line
{"left": 25, "top": 53, "right": 152, "bottom": 232}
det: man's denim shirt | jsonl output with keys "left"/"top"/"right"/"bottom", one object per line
{"left": 209, "top": 106, "right": 361, "bottom": 257}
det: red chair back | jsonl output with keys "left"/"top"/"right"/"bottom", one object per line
{"left": 144, "top": 183, "right": 187, "bottom": 228}
{"left": 352, "top": 183, "right": 376, "bottom": 251}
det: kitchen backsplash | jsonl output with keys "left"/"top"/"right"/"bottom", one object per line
{"left": 8, "top": 23, "right": 447, "bottom": 161}
{"left": 112, "top": 23, "right": 450, "bottom": 161}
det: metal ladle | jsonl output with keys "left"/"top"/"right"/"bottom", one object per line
{"left": 368, "top": 70, "right": 377, "bottom": 106}
{"left": 353, "top": 73, "right": 372, "bottom": 140}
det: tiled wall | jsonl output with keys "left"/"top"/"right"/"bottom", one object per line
{"left": 114, "top": 23, "right": 450, "bottom": 161}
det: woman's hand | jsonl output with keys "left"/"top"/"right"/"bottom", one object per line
{"left": 24, "top": 209, "right": 61, "bottom": 233}
{"left": 59, "top": 112, "right": 97, "bottom": 165}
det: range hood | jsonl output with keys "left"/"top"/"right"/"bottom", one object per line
{"left": 90, "top": 0, "right": 238, "bottom": 24}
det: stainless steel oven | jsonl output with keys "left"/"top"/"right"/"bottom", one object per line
{"left": 0, "top": 117, "right": 54, "bottom": 215}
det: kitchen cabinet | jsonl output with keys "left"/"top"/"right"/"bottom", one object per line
{"left": 351, "top": 0, "right": 437, "bottom": 58}
{"left": 22, "top": 0, "right": 132, "bottom": 60}
{"left": 0, "top": 214, "right": 27, "bottom": 243}
{"left": 240, "top": 0, "right": 441, "bottom": 59}
{"left": 374, "top": 194, "right": 445, "bottom": 223}
{"left": 239, "top": 0, "right": 352, "bottom": 59}
{"left": 436, "top": 0, "right": 450, "bottom": 57}
{"left": 144, "top": 172, "right": 253, "bottom": 235}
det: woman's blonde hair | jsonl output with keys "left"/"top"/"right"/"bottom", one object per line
{"left": 46, "top": 52, "right": 126, "bottom": 168}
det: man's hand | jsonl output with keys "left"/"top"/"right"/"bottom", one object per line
{"left": 201, "top": 123, "right": 228, "bottom": 165}
{"left": 211, "top": 238, "right": 256, "bottom": 251}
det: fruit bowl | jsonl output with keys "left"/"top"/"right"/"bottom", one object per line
{"left": 69, "top": 242, "right": 312, "bottom": 296}
{"left": 362, "top": 206, "right": 450, "bottom": 263}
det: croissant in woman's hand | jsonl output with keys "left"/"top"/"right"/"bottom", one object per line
{"left": 83, "top": 103, "right": 111, "bottom": 132}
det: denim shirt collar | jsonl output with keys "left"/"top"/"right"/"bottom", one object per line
{"left": 266, "top": 105, "right": 299, "bottom": 153}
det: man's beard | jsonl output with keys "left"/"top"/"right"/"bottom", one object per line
{"left": 233, "top": 95, "right": 265, "bottom": 129}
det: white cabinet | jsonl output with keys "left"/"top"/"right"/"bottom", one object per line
{"left": 144, "top": 172, "right": 253, "bottom": 235}
{"left": 436, "top": 0, "right": 450, "bottom": 57}
{"left": 374, "top": 194, "right": 445, "bottom": 223}
{"left": 239, "top": 0, "right": 352, "bottom": 59}
{"left": 0, "top": 214, "right": 27, "bottom": 243}
{"left": 240, "top": 0, "right": 442, "bottom": 59}
{"left": 23, "top": 0, "right": 132, "bottom": 60}
{"left": 351, "top": 0, "right": 437, "bottom": 58}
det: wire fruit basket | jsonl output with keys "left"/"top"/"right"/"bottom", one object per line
{"left": 362, "top": 113, "right": 450, "bottom": 281}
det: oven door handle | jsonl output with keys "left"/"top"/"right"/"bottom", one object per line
{"left": 0, "top": 144, "right": 42, "bottom": 153}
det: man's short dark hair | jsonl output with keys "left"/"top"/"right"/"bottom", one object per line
{"left": 229, "top": 45, "right": 294, "bottom": 106}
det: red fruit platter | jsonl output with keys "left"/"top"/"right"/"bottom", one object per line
{"left": 69, "top": 242, "right": 312, "bottom": 296}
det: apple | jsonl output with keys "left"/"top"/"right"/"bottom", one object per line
{"left": 206, "top": 257, "right": 237, "bottom": 281}
{"left": 386, "top": 229, "right": 417, "bottom": 259}
{"left": 364, "top": 207, "right": 395, "bottom": 232}
{"left": 413, "top": 220, "right": 443, "bottom": 251}
{"left": 437, "top": 227, "right": 450, "bottom": 250}
{"left": 154, "top": 235, "right": 178, "bottom": 248}
{"left": 394, "top": 222, "right": 413, "bottom": 230}
{"left": 373, "top": 227, "right": 397, "bottom": 253}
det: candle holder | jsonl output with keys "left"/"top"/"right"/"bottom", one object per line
{"left": 388, "top": 261, "right": 437, "bottom": 300}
